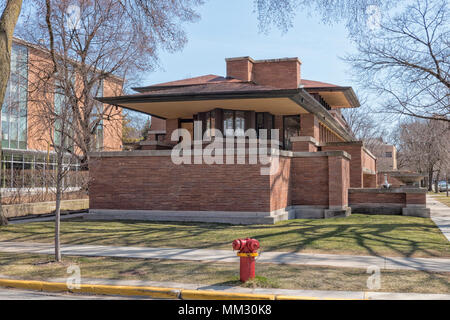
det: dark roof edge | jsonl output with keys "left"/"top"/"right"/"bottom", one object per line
{"left": 96, "top": 88, "right": 301, "bottom": 104}
{"left": 97, "top": 88, "right": 355, "bottom": 140}
{"left": 305, "top": 86, "right": 360, "bottom": 108}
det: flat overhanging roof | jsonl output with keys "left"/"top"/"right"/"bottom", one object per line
{"left": 304, "top": 86, "right": 360, "bottom": 108}
{"left": 97, "top": 89, "right": 308, "bottom": 119}
{"left": 97, "top": 88, "right": 355, "bottom": 141}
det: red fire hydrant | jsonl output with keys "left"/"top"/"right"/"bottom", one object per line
{"left": 232, "top": 238, "right": 260, "bottom": 282}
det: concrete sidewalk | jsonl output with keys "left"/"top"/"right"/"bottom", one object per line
{"left": 428, "top": 195, "right": 450, "bottom": 242}
{"left": 1, "top": 241, "right": 449, "bottom": 272}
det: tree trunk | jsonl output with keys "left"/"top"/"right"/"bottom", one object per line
{"left": 55, "top": 157, "right": 62, "bottom": 262}
{"left": 0, "top": 0, "right": 23, "bottom": 226}
{"left": 428, "top": 170, "right": 434, "bottom": 192}
{"left": 434, "top": 171, "right": 440, "bottom": 194}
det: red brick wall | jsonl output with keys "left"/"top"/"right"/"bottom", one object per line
{"left": 252, "top": 60, "right": 300, "bottom": 89}
{"left": 406, "top": 193, "right": 426, "bottom": 205}
{"left": 90, "top": 153, "right": 351, "bottom": 213}
{"left": 349, "top": 192, "right": 406, "bottom": 205}
{"left": 322, "top": 144, "right": 363, "bottom": 188}
{"left": 150, "top": 117, "right": 166, "bottom": 131}
{"left": 328, "top": 156, "right": 350, "bottom": 207}
{"left": 164, "top": 119, "right": 180, "bottom": 144}
{"left": 362, "top": 149, "right": 376, "bottom": 173}
{"left": 363, "top": 174, "right": 377, "bottom": 188}
{"left": 226, "top": 58, "right": 301, "bottom": 89}
{"left": 300, "top": 114, "right": 319, "bottom": 141}
{"left": 226, "top": 58, "right": 253, "bottom": 82}
{"left": 274, "top": 115, "right": 283, "bottom": 146}
{"left": 291, "top": 156, "right": 329, "bottom": 206}
{"left": 90, "top": 155, "right": 273, "bottom": 212}
{"left": 292, "top": 140, "right": 318, "bottom": 152}
{"left": 270, "top": 156, "right": 291, "bottom": 211}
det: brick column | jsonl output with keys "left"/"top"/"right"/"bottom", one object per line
{"left": 300, "top": 113, "right": 319, "bottom": 141}
{"left": 164, "top": 118, "right": 180, "bottom": 144}
{"left": 321, "top": 142, "right": 364, "bottom": 188}
{"left": 291, "top": 136, "right": 318, "bottom": 152}
{"left": 326, "top": 154, "right": 351, "bottom": 218}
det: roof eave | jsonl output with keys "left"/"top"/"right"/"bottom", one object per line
{"left": 97, "top": 88, "right": 355, "bottom": 141}
{"left": 96, "top": 88, "right": 302, "bottom": 104}
{"left": 291, "top": 89, "right": 355, "bottom": 142}
{"left": 304, "top": 86, "right": 360, "bottom": 108}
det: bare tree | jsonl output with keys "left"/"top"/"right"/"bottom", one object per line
{"left": 18, "top": 0, "right": 203, "bottom": 166}
{"left": 253, "top": 0, "right": 401, "bottom": 35}
{"left": 122, "top": 110, "right": 149, "bottom": 144}
{"left": 341, "top": 98, "right": 390, "bottom": 155}
{"left": 254, "top": 0, "right": 449, "bottom": 122}
{"left": 345, "top": 0, "right": 449, "bottom": 122}
{"left": 0, "top": 0, "right": 23, "bottom": 226}
{"left": 32, "top": 77, "right": 79, "bottom": 261}
{"left": 393, "top": 118, "right": 450, "bottom": 191}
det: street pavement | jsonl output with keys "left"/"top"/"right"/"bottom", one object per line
{"left": 0, "top": 287, "right": 141, "bottom": 300}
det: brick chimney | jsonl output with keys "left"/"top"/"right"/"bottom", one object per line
{"left": 226, "top": 57, "right": 254, "bottom": 82}
{"left": 226, "top": 56, "right": 301, "bottom": 89}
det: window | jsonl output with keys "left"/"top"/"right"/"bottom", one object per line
{"left": 54, "top": 80, "right": 74, "bottom": 152}
{"left": 91, "top": 80, "right": 104, "bottom": 150}
{"left": 255, "top": 112, "right": 274, "bottom": 139}
{"left": 223, "top": 110, "right": 246, "bottom": 137}
{"left": 2, "top": 43, "right": 28, "bottom": 150}
{"left": 283, "top": 115, "right": 300, "bottom": 150}
{"left": 385, "top": 152, "right": 392, "bottom": 158}
{"left": 204, "top": 110, "right": 216, "bottom": 139}
{"left": 235, "top": 111, "right": 245, "bottom": 136}
{"left": 223, "top": 110, "right": 234, "bottom": 136}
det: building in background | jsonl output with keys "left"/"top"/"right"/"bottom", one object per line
{"left": 377, "top": 144, "right": 397, "bottom": 171}
{"left": 1, "top": 38, "right": 123, "bottom": 189}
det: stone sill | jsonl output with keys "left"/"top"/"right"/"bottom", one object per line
{"left": 349, "top": 187, "right": 427, "bottom": 194}
{"left": 88, "top": 149, "right": 351, "bottom": 160}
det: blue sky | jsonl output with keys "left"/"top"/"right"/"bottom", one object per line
{"left": 144, "top": 0, "right": 357, "bottom": 89}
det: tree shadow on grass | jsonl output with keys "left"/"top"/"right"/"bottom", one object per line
{"left": 1, "top": 216, "right": 449, "bottom": 258}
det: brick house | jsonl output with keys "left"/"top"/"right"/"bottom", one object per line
{"left": 1, "top": 38, "right": 123, "bottom": 189}
{"left": 88, "top": 56, "right": 427, "bottom": 224}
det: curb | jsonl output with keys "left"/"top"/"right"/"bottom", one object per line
{"left": 0, "top": 278, "right": 360, "bottom": 300}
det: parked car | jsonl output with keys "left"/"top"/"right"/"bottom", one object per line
{"left": 438, "top": 181, "right": 449, "bottom": 192}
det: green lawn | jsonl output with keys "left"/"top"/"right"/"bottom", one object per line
{"left": 0, "top": 253, "right": 449, "bottom": 294}
{"left": 1, "top": 214, "right": 449, "bottom": 258}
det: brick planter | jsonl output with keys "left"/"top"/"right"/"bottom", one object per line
{"left": 87, "top": 149, "right": 352, "bottom": 224}
{"left": 348, "top": 187, "right": 429, "bottom": 217}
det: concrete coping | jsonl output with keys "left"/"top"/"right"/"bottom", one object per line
{"left": 362, "top": 147, "right": 377, "bottom": 160}
{"left": 225, "top": 56, "right": 301, "bottom": 64}
{"left": 319, "top": 141, "right": 363, "bottom": 147}
{"left": 291, "top": 150, "right": 351, "bottom": 160}
{"left": 362, "top": 168, "right": 376, "bottom": 175}
{"left": 139, "top": 141, "right": 172, "bottom": 146}
{"left": 319, "top": 140, "right": 377, "bottom": 160}
{"left": 290, "top": 136, "right": 318, "bottom": 145}
{"left": 348, "top": 187, "right": 427, "bottom": 194}
{"left": 88, "top": 149, "right": 351, "bottom": 160}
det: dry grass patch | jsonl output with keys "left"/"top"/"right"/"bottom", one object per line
{"left": 1, "top": 214, "right": 449, "bottom": 258}
{"left": 0, "top": 253, "right": 448, "bottom": 294}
